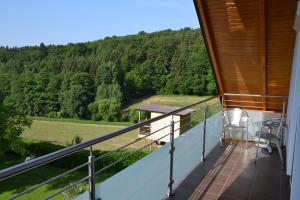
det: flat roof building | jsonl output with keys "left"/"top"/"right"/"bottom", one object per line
{"left": 136, "top": 104, "right": 194, "bottom": 144}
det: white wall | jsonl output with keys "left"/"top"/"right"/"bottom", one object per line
{"left": 288, "top": 3, "right": 300, "bottom": 200}
{"left": 149, "top": 112, "right": 180, "bottom": 143}
{"left": 290, "top": 113, "right": 300, "bottom": 200}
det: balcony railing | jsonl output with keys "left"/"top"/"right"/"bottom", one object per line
{"left": 0, "top": 93, "right": 288, "bottom": 200}
{"left": 0, "top": 96, "right": 221, "bottom": 199}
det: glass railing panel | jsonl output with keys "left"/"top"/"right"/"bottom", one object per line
{"left": 76, "top": 97, "right": 222, "bottom": 200}
{"left": 204, "top": 112, "right": 222, "bottom": 157}
{"left": 0, "top": 96, "right": 221, "bottom": 200}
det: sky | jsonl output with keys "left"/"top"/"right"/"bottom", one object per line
{"left": 0, "top": 0, "right": 200, "bottom": 47}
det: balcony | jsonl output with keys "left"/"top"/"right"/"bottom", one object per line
{"left": 171, "top": 142, "right": 289, "bottom": 200}
{"left": 0, "top": 94, "right": 290, "bottom": 200}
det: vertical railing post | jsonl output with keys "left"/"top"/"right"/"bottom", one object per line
{"left": 280, "top": 100, "right": 286, "bottom": 147}
{"left": 282, "top": 101, "right": 286, "bottom": 119}
{"left": 88, "top": 147, "right": 95, "bottom": 200}
{"left": 168, "top": 120, "right": 175, "bottom": 198}
{"left": 202, "top": 105, "right": 208, "bottom": 162}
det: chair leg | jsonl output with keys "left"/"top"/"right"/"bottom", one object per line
{"left": 231, "top": 130, "right": 234, "bottom": 142}
{"left": 273, "top": 139, "right": 283, "bottom": 164}
{"left": 246, "top": 127, "right": 248, "bottom": 150}
{"left": 255, "top": 133, "right": 261, "bottom": 164}
{"left": 243, "top": 128, "right": 248, "bottom": 151}
{"left": 241, "top": 129, "right": 244, "bottom": 143}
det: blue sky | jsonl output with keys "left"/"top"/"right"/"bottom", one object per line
{"left": 0, "top": 0, "right": 199, "bottom": 47}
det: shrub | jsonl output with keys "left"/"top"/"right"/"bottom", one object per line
{"left": 129, "top": 110, "right": 139, "bottom": 123}
{"left": 0, "top": 103, "right": 32, "bottom": 155}
{"left": 89, "top": 98, "right": 122, "bottom": 121}
{"left": 107, "top": 98, "right": 121, "bottom": 121}
{"left": 72, "top": 135, "right": 83, "bottom": 145}
{"left": 63, "top": 182, "right": 88, "bottom": 199}
{"left": 129, "top": 110, "right": 148, "bottom": 123}
{"left": 66, "top": 135, "right": 83, "bottom": 147}
{"left": 14, "top": 140, "right": 149, "bottom": 173}
{"left": 97, "top": 99, "right": 110, "bottom": 120}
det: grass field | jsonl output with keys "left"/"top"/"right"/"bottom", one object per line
{"left": 23, "top": 121, "right": 144, "bottom": 151}
{"left": 30, "top": 117, "right": 133, "bottom": 126}
{"left": 23, "top": 95, "right": 220, "bottom": 151}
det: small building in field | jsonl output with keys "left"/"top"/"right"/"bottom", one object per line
{"left": 136, "top": 104, "right": 194, "bottom": 144}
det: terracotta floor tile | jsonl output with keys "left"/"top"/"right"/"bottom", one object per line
{"left": 171, "top": 143, "right": 289, "bottom": 200}
{"left": 214, "top": 174, "right": 229, "bottom": 185}
{"left": 206, "top": 183, "right": 224, "bottom": 195}
{"left": 201, "top": 193, "right": 218, "bottom": 200}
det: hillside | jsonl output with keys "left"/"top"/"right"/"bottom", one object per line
{"left": 0, "top": 28, "right": 216, "bottom": 121}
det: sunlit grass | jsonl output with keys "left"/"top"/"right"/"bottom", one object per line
{"left": 22, "top": 121, "right": 146, "bottom": 151}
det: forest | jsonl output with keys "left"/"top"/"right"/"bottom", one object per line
{"left": 0, "top": 28, "right": 216, "bottom": 121}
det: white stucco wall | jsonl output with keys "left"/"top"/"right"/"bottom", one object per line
{"left": 149, "top": 112, "right": 180, "bottom": 143}
{"left": 289, "top": 3, "right": 300, "bottom": 200}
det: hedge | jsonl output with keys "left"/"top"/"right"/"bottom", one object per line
{"left": 13, "top": 140, "right": 149, "bottom": 173}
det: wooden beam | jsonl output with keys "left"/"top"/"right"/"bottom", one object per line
{"left": 194, "top": 0, "right": 224, "bottom": 96}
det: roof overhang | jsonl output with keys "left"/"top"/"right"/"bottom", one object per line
{"left": 193, "top": 0, "right": 297, "bottom": 111}
{"left": 136, "top": 104, "right": 195, "bottom": 116}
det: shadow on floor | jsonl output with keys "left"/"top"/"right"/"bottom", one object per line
{"left": 169, "top": 142, "right": 290, "bottom": 200}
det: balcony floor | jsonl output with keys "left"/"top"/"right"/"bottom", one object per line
{"left": 170, "top": 142, "right": 290, "bottom": 200}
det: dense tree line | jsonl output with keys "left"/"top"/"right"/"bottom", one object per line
{"left": 0, "top": 28, "right": 216, "bottom": 121}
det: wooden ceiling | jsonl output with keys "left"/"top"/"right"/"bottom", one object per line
{"left": 194, "top": 0, "right": 297, "bottom": 111}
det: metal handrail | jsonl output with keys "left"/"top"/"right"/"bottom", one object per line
{"left": 223, "top": 93, "right": 288, "bottom": 99}
{"left": 0, "top": 95, "right": 220, "bottom": 181}
{"left": 224, "top": 100, "right": 286, "bottom": 105}
{"left": 226, "top": 104, "right": 285, "bottom": 110}
{"left": 8, "top": 162, "right": 89, "bottom": 199}
{"left": 95, "top": 132, "right": 171, "bottom": 175}
{"left": 221, "top": 93, "right": 288, "bottom": 143}
{"left": 44, "top": 176, "right": 90, "bottom": 200}
{"left": 94, "top": 123, "right": 171, "bottom": 162}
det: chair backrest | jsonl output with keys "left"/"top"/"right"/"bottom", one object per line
{"left": 260, "top": 118, "right": 284, "bottom": 138}
{"left": 274, "top": 118, "right": 285, "bottom": 138}
{"left": 223, "top": 108, "right": 249, "bottom": 126}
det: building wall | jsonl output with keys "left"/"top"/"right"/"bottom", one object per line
{"left": 288, "top": 3, "right": 300, "bottom": 199}
{"left": 180, "top": 114, "right": 191, "bottom": 134}
{"left": 149, "top": 112, "right": 180, "bottom": 143}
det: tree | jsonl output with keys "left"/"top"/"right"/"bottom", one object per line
{"left": 46, "top": 74, "right": 62, "bottom": 114}
{"left": 0, "top": 103, "right": 32, "bottom": 155}
{"left": 0, "top": 28, "right": 217, "bottom": 120}
{"left": 125, "top": 64, "right": 153, "bottom": 97}
{"left": 60, "top": 73, "right": 94, "bottom": 118}
{"left": 0, "top": 72, "right": 10, "bottom": 102}
{"left": 96, "top": 83, "right": 122, "bottom": 101}
{"left": 95, "top": 62, "right": 121, "bottom": 86}
{"left": 90, "top": 98, "right": 121, "bottom": 121}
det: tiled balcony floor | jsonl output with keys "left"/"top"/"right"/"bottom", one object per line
{"left": 170, "top": 142, "right": 290, "bottom": 200}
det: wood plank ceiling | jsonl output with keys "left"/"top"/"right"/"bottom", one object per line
{"left": 194, "top": 0, "right": 297, "bottom": 111}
